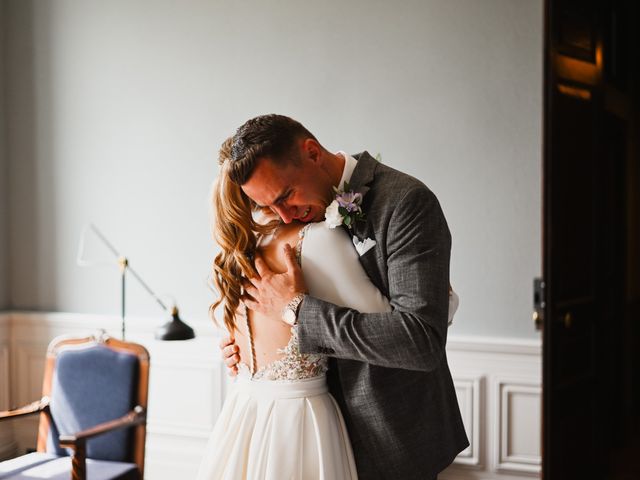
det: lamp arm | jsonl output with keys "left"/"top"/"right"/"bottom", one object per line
{"left": 79, "top": 223, "right": 169, "bottom": 313}
{"left": 88, "top": 223, "right": 120, "bottom": 257}
{"left": 127, "top": 266, "right": 169, "bottom": 312}
{"left": 76, "top": 224, "right": 117, "bottom": 268}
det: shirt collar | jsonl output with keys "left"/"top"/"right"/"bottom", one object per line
{"left": 335, "top": 151, "right": 358, "bottom": 189}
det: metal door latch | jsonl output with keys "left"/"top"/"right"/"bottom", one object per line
{"left": 533, "top": 278, "right": 545, "bottom": 331}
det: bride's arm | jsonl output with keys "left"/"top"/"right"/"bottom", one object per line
{"left": 300, "top": 224, "right": 391, "bottom": 314}
{"left": 300, "top": 223, "right": 457, "bottom": 323}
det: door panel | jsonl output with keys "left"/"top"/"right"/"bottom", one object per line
{"left": 543, "top": 0, "right": 640, "bottom": 478}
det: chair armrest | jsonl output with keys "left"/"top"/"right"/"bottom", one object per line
{"left": 59, "top": 405, "right": 146, "bottom": 448}
{"left": 0, "top": 396, "right": 50, "bottom": 422}
{"left": 58, "top": 406, "right": 146, "bottom": 480}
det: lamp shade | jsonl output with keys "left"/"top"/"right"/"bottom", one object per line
{"left": 155, "top": 307, "right": 195, "bottom": 341}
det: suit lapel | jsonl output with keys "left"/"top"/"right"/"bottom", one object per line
{"left": 348, "top": 151, "right": 377, "bottom": 199}
{"left": 345, "top": 152, "right": 378, "bottom": 241}
{"left": 341, "top": 152, "right": 384, "bottom": 291}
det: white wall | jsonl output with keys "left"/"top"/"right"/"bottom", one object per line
{"left": 4, "top": 0, "right": 543, "bottom": 339}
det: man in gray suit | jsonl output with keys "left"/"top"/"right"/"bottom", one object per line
{"left": 222, "top": 114, "right": 468, "bottom": 479}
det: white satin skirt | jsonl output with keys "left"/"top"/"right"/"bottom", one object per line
{"left": 195, "top": 374, "right": 357, "bottom": 480}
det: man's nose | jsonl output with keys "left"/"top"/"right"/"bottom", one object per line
{"left": 272, "top": 205, "right": 294, "bottom": 224}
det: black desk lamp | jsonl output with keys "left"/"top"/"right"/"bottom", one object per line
{"left": 77, "top": 223, "right": 195, "bottom": 341}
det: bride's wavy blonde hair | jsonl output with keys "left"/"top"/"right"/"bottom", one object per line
{"left": 209, "top": 137, "right": 280, "bottom": 333}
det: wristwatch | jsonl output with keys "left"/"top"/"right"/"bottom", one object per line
{"left": 282, "top": 293, "right": 305, "bottom": 326}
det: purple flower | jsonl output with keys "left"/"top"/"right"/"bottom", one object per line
{"left": 328, "top": 183, "right": 366, "bottom": 229}
{"left": 336, "top": 191, "right": 362, "bottom": 213}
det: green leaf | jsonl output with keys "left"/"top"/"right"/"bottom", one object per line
{"left": 338, "top": 206, "right": 348, "bottom": 216}
{"left": 344, "top": 216, "right": 352, "bottom": 226}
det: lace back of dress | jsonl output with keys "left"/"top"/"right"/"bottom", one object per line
{"left": 241, "top": 224, "right": 328, "bottom": 381}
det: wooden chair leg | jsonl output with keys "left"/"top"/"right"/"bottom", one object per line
{"left": 70, "top": 441, "right": 87, "bottom": 480}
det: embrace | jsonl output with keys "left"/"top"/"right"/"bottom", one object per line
{"left": 198, "top": 115, "right": 469, "bottom": 480}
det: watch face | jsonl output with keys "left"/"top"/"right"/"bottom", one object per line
{"left": 283, "top": 308, "right": 296, "bottom": 325}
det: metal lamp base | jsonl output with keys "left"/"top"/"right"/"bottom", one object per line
{"left": 155, "top": 308, "right": 195, "bottom": 341}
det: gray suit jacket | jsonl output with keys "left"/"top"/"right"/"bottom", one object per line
{"left": 298, "top": 152, "right": 469, "bottom": 480}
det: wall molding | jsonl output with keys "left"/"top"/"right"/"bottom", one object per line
{"left": 445, "top": 332, "right": 541, "bottom": 479}
{"left": 8, "top": 310, "right": 218, "bottom": 338}
{"left": 453, "top": 375, "right": 483, "bottom": 467}
{"left": 494, "top": 378, "right": 542, "bottom": 474}
{"left": 3, "top": 311, "right": 541, "bottom": 479}
{"left": 447, "top": 335, "right": 541, "bottom": 356}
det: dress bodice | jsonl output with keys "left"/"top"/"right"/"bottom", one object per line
{"left": 237, "top": 324, "right": 328, "bottom": 381}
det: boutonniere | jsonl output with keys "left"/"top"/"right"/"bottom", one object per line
{"left": 324, "top": 182, "right": 365, "bottom": 229}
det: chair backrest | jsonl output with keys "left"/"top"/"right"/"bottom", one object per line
{"left": 36, "top": 332, "right": 150, "bottom": 476}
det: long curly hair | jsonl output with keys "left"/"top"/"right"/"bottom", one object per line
{"left": 209, "top": 137, "right": 279, "bottom": 333}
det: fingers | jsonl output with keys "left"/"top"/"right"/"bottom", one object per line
{"left": 254, "top": 254, "right": 270, "bottom": 277}
{"left": 239, "top": 276, "right": 261, "bottom": 312}
{"left": 219, "top": 335, "right": 235, "bottom": 350}
{"left": 222, "top": 343, "right": 239, "bottom": 361}
{"left": 242, "top": 279, "right": 258, "bottom": 300}
{"left": 224, "top": 352, "right": 240, "bottom": 369}
{"left": 222, "top": 341, "right": 240, "bottom": 376}
{"left": 283, "top": 243, "right": 299, "bottom": 272}
{"left": 243, "top": 277, "right": 258, "bottom": 289}
{"left": 242, "top": 298, "right": 260, "bottom": 312}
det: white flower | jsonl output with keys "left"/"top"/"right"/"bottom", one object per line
{"left": 324, "top": 200, "right": 342, "bottom": 229}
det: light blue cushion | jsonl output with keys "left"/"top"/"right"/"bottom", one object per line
{"left": 47, "top": 344, "right": 139, "bottom": 462}
{"left": 0, "top": 453, "right": 58, "bottom": 479}
{"left": 1, "top": 455, "right": 138, "bottom": 480}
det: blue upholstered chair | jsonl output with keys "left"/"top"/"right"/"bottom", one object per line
{"left": 0, "top": 332, "right": 149, "bottom": 480}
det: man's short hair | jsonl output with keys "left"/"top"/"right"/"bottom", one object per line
{"left": 229, "top": 114, "right": 317, "bottom": 185}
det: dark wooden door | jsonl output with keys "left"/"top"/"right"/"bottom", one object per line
{"left": 543, "top": 1, "right": 640, "bottom": 479}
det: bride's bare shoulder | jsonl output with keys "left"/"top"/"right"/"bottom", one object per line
{"left": 256, "top": 222, "right": 305, "bottom": 272}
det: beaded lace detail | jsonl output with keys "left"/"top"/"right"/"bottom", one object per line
{"left": 239, "top": 223, "right": 327, "bottom": 381}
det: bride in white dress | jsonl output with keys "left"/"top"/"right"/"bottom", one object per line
{"left": 197, "top": 139, "right": 458, "bottom": 480}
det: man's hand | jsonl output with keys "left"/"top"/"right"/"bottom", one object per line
{"left": 220, "top": 335, "right": 239, "bottom": 377}
{"left": 242, "top": 244, "right": 307, "bottom": 321}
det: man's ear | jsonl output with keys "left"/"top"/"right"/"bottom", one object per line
{"left": 301, "top": 138, "right": 322, "bottom": 165}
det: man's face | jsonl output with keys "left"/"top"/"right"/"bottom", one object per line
{"left": 241, "top": 149, "right": 334, "bottom": 224}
